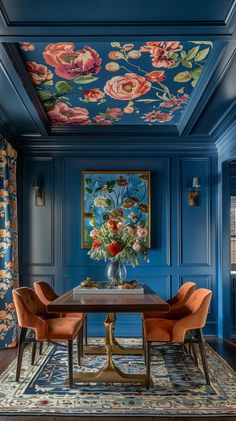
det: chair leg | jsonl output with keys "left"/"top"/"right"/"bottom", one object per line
{"left": 68, "top": 340, "right": 73, "bottom": 388}
{"left": 77, "top": 332, "right": 81, "bottom": 366}
{"left": 191, "top": 343, "right": 199, "bottom": 367}
{"left": 39, "top": 341, "right": 43, "bottom": 355}
{"left": 31, "top": 342, "right": 37, "bottom": 365}
{"left": 146, "top": 341, "right": 151, "bottom": 390}
{"left": 142, "top": 320, "right": 144, "bottom": 348}
{"left": 80, "top": 326, "right": 83, "bottom": 358}
{"left": 84, "top": 316, "right": 88, "bottom": 346}
{"left": 197, "top": 329, "right": 211, "bottom": 385}
{"left": 16, "top": 327, "right": 27, "bottom": 382}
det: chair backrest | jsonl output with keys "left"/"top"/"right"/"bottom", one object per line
{"left": 169, "top": 288, "right": 212, "bottom": 323}
{"left": 184, "top": 288, "right": 212, "bottom": 327}
{"left": 13, "top": 287, "right": 47, "bottom": 327}
{"left": 169, "top": 281, "right": 196, "bottom": 308}
{"left": 34, "top": 281, "right": 58, "bottom": 305}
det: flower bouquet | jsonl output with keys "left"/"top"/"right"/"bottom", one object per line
{"left": 88, "top": 218, "right": 148, "bottom": 267}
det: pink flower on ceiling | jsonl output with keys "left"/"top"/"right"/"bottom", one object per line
{"left": 106, "top": 108, "right": 123, "bottom": 118}
{"left": 83, "top": 88, "right": 105, "bottom": 102}
{"left": 43, "top": 42, "right": 75, "bottom": 67}
{"left": 145, "top": 70, "right": 166, "bottom": 83}
{"left": 104, "top": 73, "right": 151, "bottom": 100}
{"left": 140, "top": 41, "right": 182, "bottom": 68}
{"left": 43, "top": 42, "right": 102, "bottom": 80}
{"left": 26, "top": 61, "right": 53, "bottom": 85}
{"left": 160, "top": 94, "right": 189, "bottom": 108}
{"left": 19, "top": 42, "right": 35, "bottom": 51}
{"left": 143, "top": 110, "right": 173, "bottom": 123}
{"left": 47, "top": 102, "right": 91, "bottom": 125}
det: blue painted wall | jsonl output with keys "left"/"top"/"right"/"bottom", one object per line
{"left": 19, "top": 150, "right": 218, "bottom": 337}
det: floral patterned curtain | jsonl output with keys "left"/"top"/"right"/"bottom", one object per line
{"left": 0, "top": 135, "right": 18, "bottom": 349}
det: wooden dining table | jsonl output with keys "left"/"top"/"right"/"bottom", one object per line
{"left": 47, "top": 284, "right": 169, "bottom": 386}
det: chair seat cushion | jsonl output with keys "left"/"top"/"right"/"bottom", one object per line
{"left": 144, "top": 318, "right": 176, "bottom": 342}
{"left": 61, "top": 312, "right": 85, "bottom": 320}
{"left": 142, "top": 311, "right": 168, "bottom": 320}
{"left": 37, "top": 317, "right": 82, "bottom": 340}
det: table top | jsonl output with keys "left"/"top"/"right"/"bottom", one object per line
{"left": 47, "top": 284, "right": 169, "bottom": 313}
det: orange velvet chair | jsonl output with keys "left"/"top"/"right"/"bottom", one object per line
{"left": 142, "top": 281, "right": 196, "bottom": 321}
{"left": 143, "top": 288, "right": 212, "bottom": 389}
{"left": 34, "top": 281, "right": 87, "bottom": 348}
{"left": 13, "top": 287, "right": 83, "bottom": 387}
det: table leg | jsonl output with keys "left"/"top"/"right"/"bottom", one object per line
{"left": 72, "top": 312, "right": 150, "bottom": 386}
{"left": 84, "top": 312, "right": 144, "bottom": 356}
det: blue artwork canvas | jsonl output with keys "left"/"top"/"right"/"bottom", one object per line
{"left": 82, "top": 171, "right": 150, "bottom": 247}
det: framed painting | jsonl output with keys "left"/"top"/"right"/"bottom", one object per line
{"left": 81, "top": 171, "right": 151, "bottom": 248}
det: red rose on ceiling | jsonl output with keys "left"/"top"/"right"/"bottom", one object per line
{"left": 83, "top": 88, "right": 105, "bottom": 102}
{"left": 26, "top": 61, "right": 53, "bottom": 85}
{"left": 43, "top": 42, "right": 102, "bottom": 80}
{"left": 143, "top": 111, "right": 173, "bottom": 123}
{"left": 108, "top": 242, "right": 121, "bottom": 256}
{"left": 47, "top": 102, "right": 91, "bottom": 126}
{"left": 104, "top": 73, "right": 151, "bottom": 100}
{"left": 145, "top": 70, "right": 166, "bottom": 83}
{"left": 43, "top": 42, "right": 75, "bottom": 67}
{"left": 140, "top": 41, "right": 182, "bottom": 68}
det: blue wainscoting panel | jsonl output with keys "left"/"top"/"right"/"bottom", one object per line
{"left": 22, "top": 157, "right": 54, "bottom": 267}
{"left": 20, "top": 153, "right": 217, "bottom": 336}
{"left": 22, "top": 274, "right": 55, "bottom": 289}
{"left": 179, "top": 158, "right": 210, "bottom": 267}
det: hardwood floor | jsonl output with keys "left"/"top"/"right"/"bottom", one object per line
{"left": 0, "top": 337, "right": 235, "bottom": 421}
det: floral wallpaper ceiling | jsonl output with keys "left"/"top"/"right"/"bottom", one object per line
{"left": 18, "top": 41, "right": 213, "bottom": 126}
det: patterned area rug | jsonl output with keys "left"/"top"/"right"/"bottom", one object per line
{"left": 0, "top": 338, "right": 236, "bottom": 416}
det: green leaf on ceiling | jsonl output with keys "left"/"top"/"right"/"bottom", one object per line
{"left": 55, "top": 81, "right": 73, "bottom": 94}
{"left": 186, "top": 46, "right": 200, "bottom": 60}
{"left": 73, "top": 76, "right": 98, "bottom": 84}
{"left": 182, "top": 60, "right": 193, "bottom": 68}
{"left": 37, "top": 90, "right": 53, "bottom": 101}
{"left": 168, "top": 61, "right": 180, "bottom": 69}
{"left": 191, "top": 79, "right": 198, "bottom": 87}
{"left": 43, "top": 80, "right": 53, "bottom": 86}
{"left": 174, "top": 71, "right": 192, "bottom": 82}
{"left": 195, "top": 48, "right": 210, "bottom": 62}
{"left": 191, "top": 67, "right": 203, "bottom": 80}
{"left": 44, "top": 102, "right": 55, "bottom": 111}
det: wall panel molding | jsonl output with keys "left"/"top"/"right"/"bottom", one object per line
{"left": 22, "top": 156, "right": 55, "bottom": 267}
{"left": 178, "top": 157, "right": 211, "bottom": 267}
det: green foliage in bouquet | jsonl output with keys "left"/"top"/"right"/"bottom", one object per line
{"left": 88, "top": 218, "right": 148, "bottom": 267}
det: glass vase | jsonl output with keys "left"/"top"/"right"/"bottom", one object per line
{"left": 105, "top": 261, "right": 127, "bottom": 287}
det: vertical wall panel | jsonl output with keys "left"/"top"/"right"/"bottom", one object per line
{"left": 179, "top": 158, "right": 210, "bottom": 266}
{"left": 22, "top": 157, "right": 54, "bottom": 266}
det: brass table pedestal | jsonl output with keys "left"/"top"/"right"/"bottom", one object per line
{"left": 84, "top": 312, "right": 144, "bottom": 356}
{"left": 72, "top": 313, "right": 151, "bottom": 386}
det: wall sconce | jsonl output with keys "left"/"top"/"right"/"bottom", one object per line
{"left": 33, "top": 178, "right": 45, "bottom": 206}
{"left": 188, "top": 177, "right": 200, "bottom": 207}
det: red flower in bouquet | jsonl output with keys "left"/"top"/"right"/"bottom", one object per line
{"left": 106, "top": 219, "right": 119, "bottom": 231}
{"left": 92, "top": 239, "right": 101, "bottom": 249}
{"left": 108, "top": 241, "right": 121, "bottom": 256}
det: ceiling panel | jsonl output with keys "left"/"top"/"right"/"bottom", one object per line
{"left": 1, "top": 0, "right": 234, "bottom": 24}
{"left": 17, "top": 40, "right": 214, "bottom": 127}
